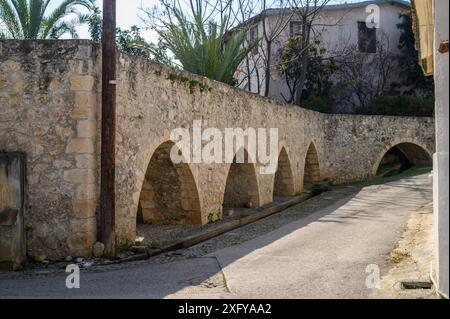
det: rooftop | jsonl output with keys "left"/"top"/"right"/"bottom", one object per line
{"left": 241, "top": 0, "right": 410, "bottom": 26}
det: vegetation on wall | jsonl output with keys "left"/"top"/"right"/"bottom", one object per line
{"left": 167, "top": 72, "right": 212, "bottom": 93}
{"left": 301, "top": 96, "right": 335, "bottom": 114}
{"left": 355, "top": 95, "right": 434, "bottom": 117}
{"left": 0, "top": 0, "right": 95, "bottom": 39}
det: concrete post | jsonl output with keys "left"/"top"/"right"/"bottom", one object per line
{"left": 432, "top": 0, "right": 449, "bottom": 299}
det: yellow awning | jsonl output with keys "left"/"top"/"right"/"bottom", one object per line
{"left": 411, "top": 0, "right": 434, "bottom": 76}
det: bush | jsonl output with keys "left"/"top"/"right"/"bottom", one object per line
{"left": 355, "top": 95, "right": 434, "bottom": 117}
{"left": 301, "top": 96, "right": 335, "bottom": 113}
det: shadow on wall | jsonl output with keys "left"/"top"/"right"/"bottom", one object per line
{"left": 137, "top": 141, "right": 202, "bottom": 226}
{"left": 273, "top": 147, "right": 295, "bottom": 197}
{"left": 134, "top": 140, "right": 431, "bottom": 231}
{"left": 136, "top": 142, "right": 326, "bottom": 228}
{"left": 303, "top": 143, "right": 321, "bottom": 190}
{"left": 223, "top": 148, "right": 260, "bottom": 211}
{"left": 375, "top": 143, "right": 433, "bottom": 177}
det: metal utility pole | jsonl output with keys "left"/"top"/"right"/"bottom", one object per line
{"left": 100, "top": 0, "right": 117, "bottom": 256}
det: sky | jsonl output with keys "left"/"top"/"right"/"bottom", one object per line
{"left": 81, "top": 0, "right": 158, "bottom": 39}
{"left": 47, "top": 0, "right": 410, "bottom": 40}
{"left": 47, "top": 0, "right": 159, "bottom": 40}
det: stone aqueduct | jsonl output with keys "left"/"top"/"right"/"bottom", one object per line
{"left": 0, "top": 41, "right": 435, "bottom": 260}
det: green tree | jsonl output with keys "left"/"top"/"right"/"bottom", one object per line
{"left": 151, "top": 8, "right": 257, "bottom": 85}
{"left": 279, "top": 37, "right": 336, "bottom": 108}
{"left": 395, "top": 13, "right": 434, "bottom": 95}
{"left": 0, "top": 0, "right": 95, "bottom": 39}
{"left": 87, "top": 2, "right": 100, "bottom": 41}
{"left": 87, "top": 6, "right": 170, "bottom": 64}
{"left": 116, "top": 26, "right": 153, "bottom": 59}
{"left": 279, "top": 36, "right": 306, "bottom": 103}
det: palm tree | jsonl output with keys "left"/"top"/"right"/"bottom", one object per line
{"left": 0, "top": 0, "right": 95, "bottom": 39}
{"left": 151, "top": 8, "right": 259, "bottom": 85}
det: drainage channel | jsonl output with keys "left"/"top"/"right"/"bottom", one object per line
{"left": 401, "top": 281, "right": 433, "bottom": 290}
{"left": 141, "top": 191, "right": 316, "bottom": 258}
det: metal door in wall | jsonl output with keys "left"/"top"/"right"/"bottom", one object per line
{"left": 0, "top": 152, "right": 26, "bottom": 271}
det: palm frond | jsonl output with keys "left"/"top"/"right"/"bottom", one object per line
{"left": 156, "top": 10, "right": 259, "bottom": 85}
{"left": 29, "top": 0, "right": 45, "bottom": 38}
{"left": 49, "top": 18, "right": 77, "bottom": 38}
{"left": 0, "top": 0, "right": 95, "bottom": 39}
{"left": 48, "top": 12, "right": 88, "bottom": 39}
{"left": 10, "top": 0, "right": 30, "bottom": 37}
{"left": 40, "top": 0, "right": 94, "bottom": 38}
{"left": 0, "top": 0, "right": 22, "bottom": 38}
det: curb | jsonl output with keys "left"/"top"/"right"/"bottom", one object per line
{"left": 146, "top": 191, "right": 314, "bottom": 257}
{"left": 4, "top": 190, "right": 319, "bottom": 275}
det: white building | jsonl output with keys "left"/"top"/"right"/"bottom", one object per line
{"left": 237, "top": 0, "right": 411, "bottom": 108}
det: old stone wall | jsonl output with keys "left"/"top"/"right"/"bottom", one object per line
{"left": 0, "top": 40, "right": 435, "bottom": 260}
{"left": 320, "top": 115, "right": 435, "bottom": 181}
{"left": 0, "top": 41, "right": 100, "bottom": 260}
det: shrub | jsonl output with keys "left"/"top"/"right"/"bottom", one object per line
{"left": 355, "top": 95, "right": 434, "bottom": 117}
{"left": 301, "top": 96, "right": 335, "bottom": 114}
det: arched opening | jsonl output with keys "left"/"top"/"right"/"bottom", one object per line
{"left": 375, "top": 143, "right": 432, "bottom": 176}
{"left": 223, "top": 149, "right": 260, "bottom": 212}
{"left": 273, "top": 147, "right": 295, "bottom": 197}
{"left": 137, "top": 141, "right": 201, "bottom": 225}
{"left": 303, "top": 143, "right": 321, "bottom": 189}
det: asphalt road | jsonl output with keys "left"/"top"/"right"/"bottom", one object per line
{"left": 0, "top": 174, "right": 433, "bottom": 299}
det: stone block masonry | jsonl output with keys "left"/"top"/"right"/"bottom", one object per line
{"left": 0, "top": 41, "right": 100, "bottom": 260}
{"left": 0, "top": 40, "right": 435, "bottom": 260}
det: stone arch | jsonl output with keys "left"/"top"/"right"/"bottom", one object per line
{"left": 372, "top": 142, "right": 433, "bottom": 176}
{"left": 223, "top": 148, "right": 261, "bottom": 209}
{"left": 303, "top": 142, "right": 321, "bottom": 185}
{"left": 273, "top": 147, "right": 295, "bottom": 197}
{"left": 137, "top": 141, "right": 201, "bottom": 225}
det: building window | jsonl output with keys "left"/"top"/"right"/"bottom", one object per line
{"left": 358, "top": 21, "right": 376, "bottom": 53}
{"left": 289, "top": 20, "right": 303, "bottom": 37}
{"left": 249, "top": 25, "right": 259, "bottom": 55}
{"left": 250, "top": 25, "right": 258, "bottom": 42}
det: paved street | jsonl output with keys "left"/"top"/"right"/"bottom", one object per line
{"left": 0, "top": 174, "right": 433, "bottom": 299}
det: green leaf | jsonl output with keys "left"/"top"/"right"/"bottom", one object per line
{"left": 0, "top": 0, "right": 95, "bottom": 39}
{"left": 154, "top": 9, "right": 259, "bottom": 85}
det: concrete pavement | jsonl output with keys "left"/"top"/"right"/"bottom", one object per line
{"left": 207, "top": 174, "right": 433, "bottom": 299}
{"left": 0, "top": 174, "right": 433, "bottom": 299}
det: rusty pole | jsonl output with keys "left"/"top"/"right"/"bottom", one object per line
{"left": 100, "top": 0, "right": 116, "bottom": 256}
